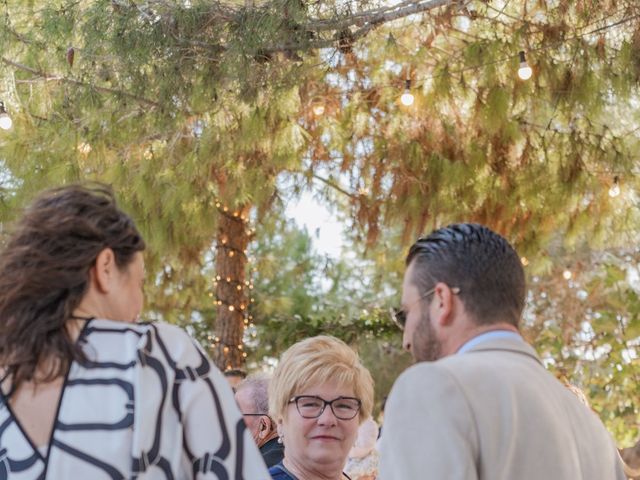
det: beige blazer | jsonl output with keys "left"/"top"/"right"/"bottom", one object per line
{"left": 379, "top": 337, "right": 626, "bottom": 479}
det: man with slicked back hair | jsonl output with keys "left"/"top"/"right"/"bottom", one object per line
{"left": 379, "top": 223, "right": 625, "bottom": 480}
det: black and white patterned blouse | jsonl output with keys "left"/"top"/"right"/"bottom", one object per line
{"left": 0, "top": 319, "right": 270, "bottom": 479}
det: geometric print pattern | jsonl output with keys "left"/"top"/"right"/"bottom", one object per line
{"left": 0, "top": 319, "right": 270, "bottom": 479}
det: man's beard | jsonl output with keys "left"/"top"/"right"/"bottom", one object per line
{"left": 412, "top": 307, "right": 442, "bottom": 362}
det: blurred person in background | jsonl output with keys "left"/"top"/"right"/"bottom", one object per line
{"left": 236, "top": 373, "right": 284, "bottom": 467}
{"left": 344, "top": 416, "right": 379, "bottom": 480}
{"left": 224, "top": 368, "right": 247, "bottom": 392}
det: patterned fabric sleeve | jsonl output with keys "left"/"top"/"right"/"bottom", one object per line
{"left": 131, "top": 322, "right": 270, "bottom": 479}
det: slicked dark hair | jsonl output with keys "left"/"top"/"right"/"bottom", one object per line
{"left": 406, "top": 223, "right": 525, "bottom": 327}
{"left": 0, "top": 183, "right": 145, "bottom": 392}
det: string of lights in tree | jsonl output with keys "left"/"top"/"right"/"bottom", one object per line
{"left": 310, "top": 50, "right": 535, "bottom": 114}
{"left": 0, "top": 101, "right": 12, "bottom": 130}
{"left": 307, "top": 44, "right": 627, "bottom": 198}
{"left": 307, "top": 11, "right": 640, "bottom": 115}
{"left": 207, "top": 334, "right": 249, "bottom": 358}
{"left": 216, "top": 243, "right": 248, "bottom": 259}
{"left": 207, "top": 295, "right": 254, "bottom": 313}
{"left": 210, "top": 198, "right": 257, "bottom": 366}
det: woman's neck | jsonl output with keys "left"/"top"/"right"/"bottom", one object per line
{"left": 283, "top": 457, "right": 345, "bottom": 480}
{"left": 65, "top": 316, "right": 90, "bottom": 343}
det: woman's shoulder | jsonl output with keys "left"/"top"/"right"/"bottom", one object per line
{"left": 81, "top": 319, "right": 204, "bottom": 367}
{"left": 85, "top": 319, "right": 192, "bottom": 343}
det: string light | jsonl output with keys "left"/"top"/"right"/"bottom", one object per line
{"left": 215, "top": 276, "right": 252, "bottom": 289}
{"left": 608, "top": 176, "right": 620, "bottom": 198}
{"left": 563, "top": 269, "right": 573, "bottom": 280}
{"left": 209, "top": 338, "right": 247, "bottom": 352}
{"left": 400, "top": 78, "right": 414, "bottom": 106}
{"left": 209, "top": 198, "right": 258, "bottom": 365}
{"left": 311, "top": 97, "right": 325, "bottom": 116}
{"left": 0, "top": 101, "right": 12, "bottom": 130}
{"left": 77, "top": 142, "right": 92, "bottom": 155}
{"left": 517, "top": 51, "right": 533, "bottom": 80}
{"left": 521, "top": 257, "right": 529, "bottom": 266}
{"left": 212, "top": 296, "right": 255, "bottom": 316}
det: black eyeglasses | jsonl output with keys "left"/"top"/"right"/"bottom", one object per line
{"left": 289, "top": 395, "right": 361, "bottom": 420}
{"left": 390, "top": 286, "right": 460, "bottom": 330}
{"left": 242, "top": 413, "right": 270, "bottom": 418}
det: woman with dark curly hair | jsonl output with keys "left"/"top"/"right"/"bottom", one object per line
{"left": 0, "top": 184, "right": 269, "bottom": 479}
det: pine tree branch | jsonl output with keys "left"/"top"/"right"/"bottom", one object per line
{"left": 167, "top": 0, "right": 456, "bottom": 55}
{"left": 311, "top": 173, "right": 358, "bottom": 200}
{"left": 305, "top": 0, "right": 456, "bottom": 33}
{"left": 265, "top": 0, "right": 456, "bottom": 53}
{"left": 1, "top": 56, "right": 161, "bottom": 108}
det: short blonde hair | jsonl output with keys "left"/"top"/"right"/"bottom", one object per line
{"left": 269, "top": 335, "right": 374, "bottom": 424}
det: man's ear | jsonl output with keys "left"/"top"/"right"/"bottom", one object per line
{"left": 258, "top": 417, "right": 270, "bottom": 439}
{"left": 433, "top": 282, "right": 456, "bottom": 326}
{"left": 93, "top": 248, "right": 117, "bottom": 294}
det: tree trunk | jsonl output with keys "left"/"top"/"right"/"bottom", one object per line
{"left": 211, "top": 206, "right": 251, "bottom": 371}
{"left": 621, "top": 438, "right": 640, "bottom": 479}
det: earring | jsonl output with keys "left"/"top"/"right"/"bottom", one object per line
{"left": 277, "top": 434, "right": 284, "bottom": 444}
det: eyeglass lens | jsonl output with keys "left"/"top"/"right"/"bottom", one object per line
{"left": 391, "top": 308, "right": 406, "bottom": 330}
{"left": 293, "top": 395, "right": 361, "bottom": 420}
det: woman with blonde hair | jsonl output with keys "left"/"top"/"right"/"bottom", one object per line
{"left": 0, "top": 184, "right": 269, "bottom": 479}
{"left": 268, "top": 335, "right": 374, "bottom": 480}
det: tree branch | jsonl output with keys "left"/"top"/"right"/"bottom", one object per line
{"left": 312, "top": 173, "right": 359, "bottom": 200}
{"left": 305, "top": 0, "right": 455, "bottom": 32}
{"left": 169, "top": 0, "right": 457, "bottom": 55}
{"left": 1, "top": 57, "right": 161, "bottom": 108}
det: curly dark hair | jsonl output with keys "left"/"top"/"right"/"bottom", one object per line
{"left": 0, "top": 183, "right": 145, "bottom": 391}
{"left": 406, "top": 223, "right": 525, "bottom": 327}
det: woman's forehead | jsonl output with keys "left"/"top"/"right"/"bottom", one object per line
{"left": 294, "top": 378, "right": 356, "bottom": 397}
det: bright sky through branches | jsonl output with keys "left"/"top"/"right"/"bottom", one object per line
{"left": 286, "top": 192, "right": 344, "bottom": 258}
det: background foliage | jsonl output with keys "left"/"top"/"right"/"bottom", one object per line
{"left": 0, "top": 0, "right": 638, "bottom": 446}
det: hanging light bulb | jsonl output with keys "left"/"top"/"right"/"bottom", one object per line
{"left": 311, "top": 98, "right": 325, "bottom": 116}
{"left": 400, "top": 79, "right": 414, "bottom": 106}
{"left": 517, "top": 51, "right": 533, "bottom": 80}
{"left": 563, "top": 269, "right": 572, "bottom": 280}
{"left": 0, "top": 101, "right": 13, "bottom": 130}
{"left": 608, "top": 176, "right": 620, "bottom": 198}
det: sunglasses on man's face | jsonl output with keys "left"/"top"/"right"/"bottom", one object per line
{"left": 389, "top": 307, "right": 407, "bottom": 330}
{"left": 390, "top": 286, "right": 460, "bottom": 331}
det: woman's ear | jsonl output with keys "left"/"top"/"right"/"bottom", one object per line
{"left": 93, "top": 248, "right": 117, "bottom": 294}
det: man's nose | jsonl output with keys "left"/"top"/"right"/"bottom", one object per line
{"left": 403, "top": 330, "right": 412, "bottom": 352}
